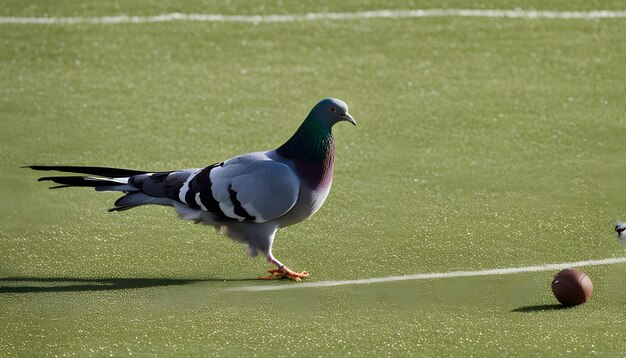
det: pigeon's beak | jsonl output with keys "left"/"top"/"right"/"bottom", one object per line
{"left": 343, "top": 112, "right": 356, "bottom": 126}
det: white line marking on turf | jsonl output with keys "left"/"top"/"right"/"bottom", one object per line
{"left": 1, "top": 9, "right": 626, "bottom": 25}
{"left": 232, "top": 257, "right": 626, "bottom": 292}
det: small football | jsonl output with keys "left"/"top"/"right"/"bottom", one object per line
{"left": 551, "top": 268, "right": 593, "bottom": 307}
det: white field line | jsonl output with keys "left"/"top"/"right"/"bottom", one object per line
{"left": 232, "top": 257, "right": 626, "bottom": 292}
{"left": 1, "top": 9, "right": 626, "bottom": 25}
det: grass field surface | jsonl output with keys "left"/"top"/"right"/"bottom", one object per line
{"left": 1, "top": 0, "right": 625, "bottom": 356}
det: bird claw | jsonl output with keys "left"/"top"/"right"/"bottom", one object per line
{"left": 260, "top": 267, "right": 309, "bottom": 282}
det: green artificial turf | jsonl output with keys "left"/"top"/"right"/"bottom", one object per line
{"left": 1, "top": 1, "right": 625, "bottom": 356}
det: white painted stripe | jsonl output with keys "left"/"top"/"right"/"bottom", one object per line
{"left": 1, "top": 9, "right": 626, "bottom": 25}
{"left": 232, "top": 257, "right": 626, "bottom": 292}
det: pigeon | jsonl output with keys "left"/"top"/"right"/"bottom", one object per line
{"left": 616, "top": 222, "right": 626, "bottom": 241}
{"left": 28, "top": 98, "right": 356, "bottom": 281}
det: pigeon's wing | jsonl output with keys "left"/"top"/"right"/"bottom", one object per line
{"left": 182, "top": 153, "right": 300, "bottom": 223}
{"left": 107, "top": 169, "right": 200, "bottom": 211}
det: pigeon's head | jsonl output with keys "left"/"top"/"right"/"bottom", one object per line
{"left": 309, "top": 98, "right": 356, "bottom": 127}
{"left": 616, "top": 222, "right": 626, "bottom": 240}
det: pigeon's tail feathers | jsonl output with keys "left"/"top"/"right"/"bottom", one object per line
{"left": 110, "top": 192, "right": 174, "bottom": 212}
{"left": 28, "top": 165, "right": 152, "bottom": 191}
{"left": 38, "top": 175, "right": 136, "bottom": 191}
{"left": 26, "top": 165, "right": 149, "bottom": 178}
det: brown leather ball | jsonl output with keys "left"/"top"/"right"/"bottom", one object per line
{"left": 551, "top": 268, "right": 593, "bottom": 307}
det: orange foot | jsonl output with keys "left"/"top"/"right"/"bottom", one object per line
{"left": 260, "top": 267, "right": 309, "bottom": 282}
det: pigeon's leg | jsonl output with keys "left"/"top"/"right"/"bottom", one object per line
{"left": 260, "top": 255, "right": 309, "bottom": 282}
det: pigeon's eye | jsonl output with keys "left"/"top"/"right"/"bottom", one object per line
{"left": 330, "top": 107, "right": 337, "bottom": 112}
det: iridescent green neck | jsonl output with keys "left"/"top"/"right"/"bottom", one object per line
{"left": 276, "top": 116, "right": 334, "bottom": 162}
